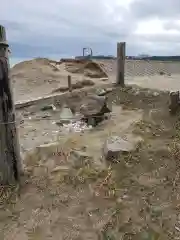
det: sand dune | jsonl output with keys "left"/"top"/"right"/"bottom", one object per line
{"left": 11, "top": 58, "right": 180, "bottom": 103}
{"left": 11, "top": 58, "right": 109, "bottom": 102}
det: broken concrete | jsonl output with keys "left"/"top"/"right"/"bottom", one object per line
{"left": 103, "top": 136, "right": 141, "bottom": 162}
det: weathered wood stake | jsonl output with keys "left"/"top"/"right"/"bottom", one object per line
{"left": 68, "top": 75, "right": 72, "bottom": 92}
{"left": 169, "top": 91, "right": 180, "bottom": 115}
{"left": 0, "top": 25, "right": 22, "bottom": 185}
{"left": 116, "top": 42, "right": 126, "bottom": 86}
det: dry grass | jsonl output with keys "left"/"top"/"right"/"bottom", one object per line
{"left": 1, "top": 85, "right": 180, "bottom": 239}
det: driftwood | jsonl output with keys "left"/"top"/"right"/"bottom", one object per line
{"left": 0, "top": 25, "right": 21, "bottom": 184}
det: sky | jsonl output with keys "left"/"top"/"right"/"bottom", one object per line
{"left": 1, "top": 0, "right": 180, "bottom": 65}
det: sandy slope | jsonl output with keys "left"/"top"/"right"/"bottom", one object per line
{"left": 11, "top": 58, "right": 109, "bottom": 103}
{"left": 2, "top": 57, "right": 180, "bottom": 239}
{"left": 1, "top": 87, "right": 179, "bottom": 239}
{"left": 11, "top": 58, "right": 180, "bottom": 104}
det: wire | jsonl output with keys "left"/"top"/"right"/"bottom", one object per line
{"left": 0, "top": 121, "right": 16, "bottom": 125}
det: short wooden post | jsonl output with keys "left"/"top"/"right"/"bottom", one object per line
{"left": 0, "top": 25, "right": 22, "bottom": 185}
{"left": 68, "top": 75, "right": 72, "bottom": 92}
{"left": 169, "top": 91, "right": 180, "bottom": 115}
{"left": 116, "top": 42, "right": 126, "bottom": 86}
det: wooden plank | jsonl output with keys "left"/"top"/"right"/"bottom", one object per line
{"left": 116, "top": 42, "right": 126, "bottom": 86}
{"left": 0, "top": 25, "right": 22, "bottom": 185}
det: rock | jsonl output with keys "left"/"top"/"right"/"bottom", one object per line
{"left": 105, "top": 88, "right": 113, "bottom": 94}
{"left": 79, "top": 95, "right": 112, "bottom": 126}
{"left": 153, "top": 92, "right": 160, "bottom": 97}
{"left": 59, "top": 106, "right": 75, "bottom": 124}
{"left": 55, "top": 121, "right": 64, "bottom": 126}
{"left": 100, "top": 77, "right": 108, "bottom": 81}
{"left": 103, "top": 136, "right": 138, "bottom": 162}
{"left": 70, "top": 150, "right": 93, "bottom": 168}
{"left": 96, "top": 89, "right": 107, "bottom": 96}
{"left": 40, "top": 105, "right": 54, "bottom": 111}
{"left": 96, "top": 88, "right": 113, "bottom": 96}
{"left": 42, "top": 114, "right": 50, "bottom": 119}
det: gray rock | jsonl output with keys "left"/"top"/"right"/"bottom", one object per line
{"left": 59, "top": 106, "right": 75, "bottom": 124}
{"left": 40, "top": 105, "right": 53, "bottom": 111}
{"left": 40, "top": 104, "right": 56, "bottom": 111}
{"left": 100, "top": 77, "right": 108, "bottom": 81}
{"left": 96, "top": 89, "right": 106, "bottom": 96}
{"left": 153, "top": 92, "right": 160, "bottom": 97}
{"left": 97, "top": 88, "right": 113, "bottom": 96}
{"left": 105, "top": 88, "right": 113, "bottom": 94}
{"left": 70, "top": 150, "right": 93, "bottom": 168}
{"left": 103, "top": 136, "right": 137, "bottom": 162}
{"left": 79, "top": 94, "right": 111, "bottom": 126}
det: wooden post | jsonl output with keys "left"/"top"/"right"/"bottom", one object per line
{"left": 116, "top": 42, "right": 126, "bottom": 86}
{"left": 169, "top": 91, "right": 180, "bottom": 115}
{"left": 0, "top": 25, "right": 22, "bottom": 185}
{"left": 68, "top": 75, "right": 72, "bottom": 92}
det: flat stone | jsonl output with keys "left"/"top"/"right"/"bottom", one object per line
{"left": 59, "top": 106, "right": 75, "bottom": 124}
{"left": 103, "top": 136, "right": 137, "bottom": 162}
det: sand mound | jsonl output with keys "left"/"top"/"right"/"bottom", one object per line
{"left": 12, "top": 58, "right": 51, "bottom": 71}
{"left": 63, "top": 59, "right": 108, "bottom": 78}
{"left": 11, "top": 58, "right": 70, "bottom": 102}
{"left": 10, "top": 58, "right": 109, "bottom": 102}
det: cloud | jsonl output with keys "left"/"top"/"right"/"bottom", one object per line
{"left": 129, "top": 0, "right": 180, "bottom": 20}
{"left": 1, "top": 0, "right": 180, "bottom": 61}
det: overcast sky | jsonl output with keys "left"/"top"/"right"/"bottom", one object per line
{"left": 1, "top": 0, "right": 180, "bottom": 64}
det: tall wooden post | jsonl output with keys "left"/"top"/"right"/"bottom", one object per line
{"left": 0, "top": 25, "right": 22, "bottom": 185}
{"left": 116, "top": 42, "right": 126, "bottom": 86}
{"left": 169, "top": 91, "right": 180, "bottom": 115}
{"left": 68, "top": 75, "right": 72, "bottom": 92}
